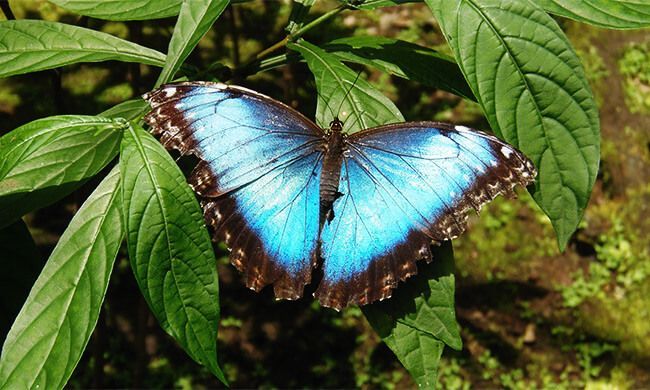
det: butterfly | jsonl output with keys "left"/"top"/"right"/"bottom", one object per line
{"left": 143, "top": 81, "right": 536, "bottom": 310}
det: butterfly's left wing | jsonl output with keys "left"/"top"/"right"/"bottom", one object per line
{"left": 144, "top": 82, "right": 326, "bottom": 300}
{"left": 316, "top": 122, "right": 536, "bottom": 309}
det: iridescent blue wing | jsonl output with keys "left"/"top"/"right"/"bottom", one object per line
{"left": 316, "top": 122, "right": 536, "bottom": 309}
{"left": 144, "top": 82, "right": 325, "bottom": 299}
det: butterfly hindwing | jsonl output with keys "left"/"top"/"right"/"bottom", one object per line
{"left": 144, "top": 82, "right": 325, "bottom": 299}
{"left": 316, "top": 122, "right": 536, "bottom": 309}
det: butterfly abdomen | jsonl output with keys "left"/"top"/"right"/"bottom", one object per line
{"left": 319, "top": 129, "right": 345, "bottom": 226}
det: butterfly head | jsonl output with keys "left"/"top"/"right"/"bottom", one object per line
{"left": 329, "top": 117, "right": 344, "bottom": 133}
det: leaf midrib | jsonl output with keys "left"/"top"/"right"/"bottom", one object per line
{"left": 459, "top": 0, "right": 573, "bottom": 203}
{"left": 126, "top": 128, "right": 211, "bottom": 365}
{"left": 297, "top": 42, "right": 367, "bottom": 130}
{"left": 0, "top": 123, "right": 118, "bottom": 194}
{"left": 1, "top": 118, "right": 115, "bottom": 158}
{"left": 559, "top": 0, "right": 650, "bottom": 24}
{"left": 157, "top": 1, "right": 221, "bottom": 86}
{"left": 1, "top": 22, "right": 165, "bottom": 65}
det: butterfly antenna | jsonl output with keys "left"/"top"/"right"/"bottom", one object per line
{"left": 336, "top": 70, "right": 362, "bottom": 122}
{"left": 342, "top": 109, "right": 366, "bottom": 132}
{"left": 315, "top": 87, "right": 338, "bottom": 124}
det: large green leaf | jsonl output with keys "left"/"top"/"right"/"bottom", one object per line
{"left": 120, "top": 124, "right": 226, "bottom": 384}
{"left": 427, "top": 0, "right": 600, "bottom": 250}
{"left": 155, "top": 0, "right": 229, "bottom": 87}
{"left": 363, "top": 243, "right": 461, "bottom": 388}
{"left": 0, "top": 219, "right": 43, "bottom": 345}
{"left": 325, "top": 36, "right": 475, "bottom": 100}
{"left": 539, "top": 0, "right": 650, "bottom": 29}
{"left": 0, "top": 20, "right": 166, "bottom": 78}
{"left": 50, "top": 0, "right": 183, "bottom": 21}
{"left": 0, "top": 115, "right": 126, "bottom": 228}
{"left": 0, "top": 166, "right": 123, "bottom": 389}
{"left": 289, "top": 39, "right": 404, "bottom": 133}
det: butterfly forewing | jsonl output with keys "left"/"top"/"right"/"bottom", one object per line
{"left": 144, "top": 82, "right": 326, "bottom": 299}
{"left": 316, "top": 122, "right": 536, "bottom": 309}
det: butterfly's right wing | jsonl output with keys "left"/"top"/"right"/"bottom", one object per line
{"left": 317, "top": 122, "right": 536, "bottom": 309}
{"left": 144, "top": 82, "right": 325, "bottom": 299}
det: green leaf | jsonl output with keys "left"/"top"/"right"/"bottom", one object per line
{"left": 355, "top": 0, "right": 419, "bottom": 10}
{"left": 101, "top": 98, "right": 149, "bottom": 121}
{"left": 539, "top": 0, "right": 650, "bottom": 29}
{"left": 0, "top": 220, "right": 43, "bottom": 345}
{"left": 155, "top": 0, "right": 229, "bottom": 87}
{"left": 50, "top": 0, "right": 183, "bottom": 21}
{"left": 0, "top": 20, "right": 167, "bottom": 79}
{"left": 325, "top": 36, "right": 475, "bottom": 101}
{"left": 0, "top": 166, "right": 123, "bottom": 389}
{"left": 427, "top": 0, "right": 600, "bottom": 250}
{"left": 363, "top": 242, "right": 461, "bottom": 388}
{"left": 120, "top": 124, "right": 226, "bottom": 384}
{"left": 0, "top": 115, "right": 126, "bottom": 228}
{"left": 289, "top": 39, "right": 404, "bottom": 134}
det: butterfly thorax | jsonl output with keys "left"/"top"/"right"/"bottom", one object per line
{"left": 319, "top": 118, "right": 346, "bottom": 227}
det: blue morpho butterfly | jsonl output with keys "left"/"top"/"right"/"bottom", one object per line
{"left": 143, "top": 81, "right": 536, "bottom": 310}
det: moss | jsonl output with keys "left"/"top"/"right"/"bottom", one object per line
{"left": 579, "top": 282, "right": 650, "bottom": 358}
{"left": 454, "top": 192, "right": 556, "bottom": 280}
{"left": 566, "top": 184, "right": 650, "bottom": 357}
{"left": 619, "top": 41, "right": 650, "bottom": 114}
{"left": 438, "top": 355, "right": 472, "bottom": 390}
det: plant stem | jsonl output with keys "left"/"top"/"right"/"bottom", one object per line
{"left": 236, "top": 3, "right": 348, "bottom": 77}
{"left": 291, "top": 3, "right": 346, "bottom": 39}
{"left": 250, "top": 37, "right": 290, "bottom": 66}
{"left": 257, "top": 53, "right": 300, "bottom": 73}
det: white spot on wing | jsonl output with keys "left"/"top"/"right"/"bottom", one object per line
{"left": 164, "top": 87, "right": 177, "bottom": 97}
{"left": 501, "top": 146, "right": 513, "bottom": 158}
{"left": 455, "top": 125, "right": 471, "bottom": 132}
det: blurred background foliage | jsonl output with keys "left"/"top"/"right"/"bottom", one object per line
{"left": 1, "top": 0, "right": 649, "bottom": 388}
